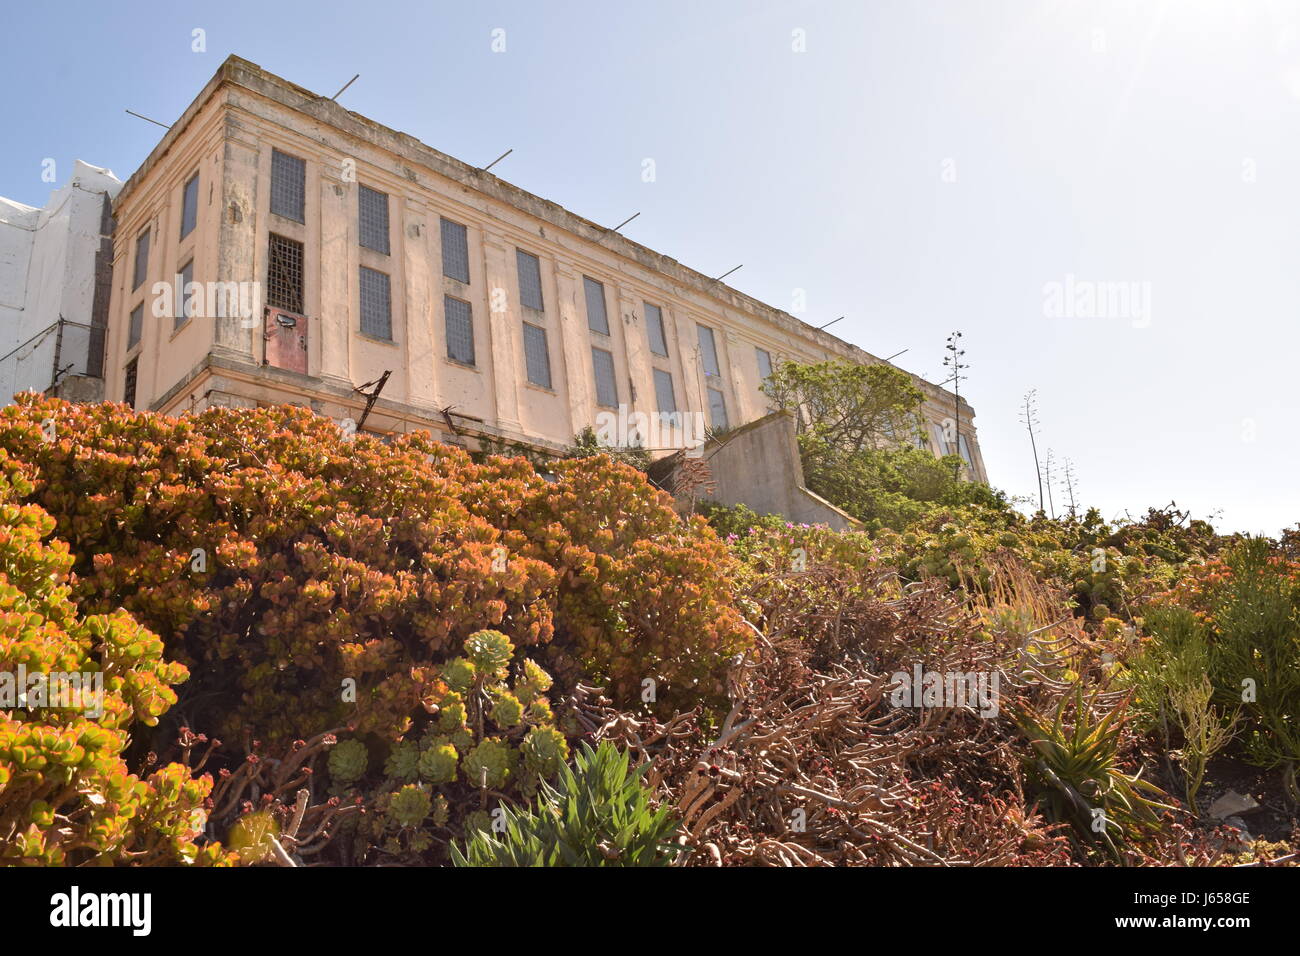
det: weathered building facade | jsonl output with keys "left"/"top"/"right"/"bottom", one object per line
{"left": 101, "top": 56, "right": 986, "bottom": 481}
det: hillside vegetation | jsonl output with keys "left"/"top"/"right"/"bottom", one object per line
{"left": 0, "top": 391, "right": 1295, "bottom": 866}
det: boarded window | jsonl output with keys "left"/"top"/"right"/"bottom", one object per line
{"left": 584, "top": 276, "right": 609, "bottom": 334}
{"left": 358, "top": 185, "right": 390, "bottom": 254}
{"left": 698, "top": 324, "right": 720, "bottom": 376}
{"left": 127, "top": 304, "right": 143, "bottom": 349}
{"left": 592, "top": 347, "right": 617, "bottom": 407}
{"left": 653, "top": 368, "right": 676, "bottom": 413}
{"left": 176, "top": 260, "right": 193, "bottom": 329}
{"left": 180, "top": 173, "right": 199, "bottom": 239}
{"left": 132, "top": 230, "right": 150, "bottom": 290}
{"left": 707, "top": 387, "right": 728, "bottom": 429}
{"left": 517, "top": 249, "right": 544, "bottom": 311}
{"left": 267, "top": 234, "right": 304, "bottom": 314}
{"left": 523, "top": 322, "right": 551, "bottom": 388}
{"left": 441, "top": 218, "right": 470, "bottom": 282}
{"left": 445, "top": 295, "right": 475, "bottom": 365}
{"left": 123, "top": 357, "right": 138, "bottom": 408}
{"left": 645, "top": 302, "right": 668, "bottom": 356}
{"left": 270, "top": 149, "right": 306, "bottom": 222}
{"left": 359, "top": 267, "right": 392, "bottom": 340}
{"left": 755, "top": 347, "right": 773, "bottom": 382}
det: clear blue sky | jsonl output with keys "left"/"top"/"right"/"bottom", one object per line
{"left": 3, "top": 0, "right": 1297, "bottom": 534}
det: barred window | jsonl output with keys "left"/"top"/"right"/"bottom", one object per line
{"left": 180, "top": 173, "right": 199, "bottom": 239}
{"left": 517, "top": 249, "right": 544, "bottom": 310}
{"left": 441, "top": 218, "right": 470, "bottom": 282}
{"left": 523, "top": 322, "right": 551, "bottom": 388}
{"left": 267, "top": 234, "right": 304, "bottom": 314}
{"left": 645, "top": 302, "right": 668, "bottom": 356}
{"left": 591, "top": 347, "right": 617, "bottom": 407}
{"left": 358, "top": 185, "right": 390, "bottom": 254}
{"left": 698, "top": 324, "right": 720, "bottom": 377}
{"left": 127, "top": 303, "right": 143, "bottom": 349}
{"left": 123, "top": 357, "right": 138, "bottom": 409}
{"left": 176, "top": 260, "right": 193, "bottom": 330}
{"left": 359, "top": 267, "right": 392, "bottom": 340}
{"left": 707, "top": 387, "right": 728, "bottom": 430}
{"left": 755, "top": 347, "right": 773, "bottom": 382}
{"left": 445, "top": 295, "right": 475, "bottom": 365}
{"left": 132, "top": 230, "right": 150, "bottom": 290}
{"left": 653, "top": 368, "right": 676, "bottom": 413}
{"left": 270, "top": 149, "right": 306, "bottom": 222}
{"left": 583, "top": 276, "right": 609, "bottom": 334}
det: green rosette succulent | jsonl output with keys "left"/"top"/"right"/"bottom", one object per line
{"left": 463, "top": 738, "right": 515, "bottom": 789}
{"left": 388, "top": 784, "right": 432, "bottom": 828}
{"left": 418, "top": 739, "right": 459, "bottom": 784}
{"left": 328, "top": 739, "right": 368, "bottom": 785}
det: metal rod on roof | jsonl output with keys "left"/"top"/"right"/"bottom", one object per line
{"left": 611, "top": 212, "right": 640, "bottom": 232}
{"left": 884, "top": 348, "right": 909, "bottom": 362}
{"left": 482, "top": 148, "right": 513, "bottom": 172}
{"left": 125, "top": 109, "right": 170, "bottom": 130}
{"left": 716, "top": 264, "right": 743, "bottom": 281}
{"left": 330, "top": 74, "right": 360, "bottom": 101}
{"left": 818, "top": 315, "right": 845, "bottom": 330}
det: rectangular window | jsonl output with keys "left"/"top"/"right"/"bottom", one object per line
{"left": 756, "top": 347, "right": 773, "bottom": 382}
{"left": 127, "top": 304, "right": 143, "bottom": 350}
{"left": 358, "top": 185, "right": 390, "bottom": 254}
{"left": 523, "top": 322, "right": 551, "bottom": 388}
{"left": 645, "top": 302, "right": 668, "bottom": 356}
{"left": 653, "top": 368, "right": 676, "bottom": 413}
{"left": 270, "top": 149, "right": 306, "bottom": 222}
{"left": 445, "top": 295, "right": 475, "bottom": 365}
{"left": 591, "top": 347, "right": 617, "bottom": 407}
{"left": 441, "top": 218, "right": 470, "bottom": 282}
{"left": 267, "top": 234, "right": 304, "bottom": 314}
{"left": 707, "top": 387, "right": 728, "bottom": 429}
{"left": 698, "top": 324, "right": 720, "bottom": 377}
{"left": 957, "top": 433, "right": 974, "bottom": 468}
{"left": 180, "top": 173, "right": 199, "bottom": 239}
{"left": 123, "top": 357, "right": 138, "bottom": 409}
{"left": 517, "top": 249, "right": 544, "bottom": 311}
{"left": 584, "top": 276, "right": 609, "bottom": 334}
{"left": 176, "top": 260, "right": 193, "bottom": 330}
{"left": 132, "top": 230, "right": 150, "bottom": 290}
{"left": 359, "top": 267, "right": 392, "bottom": 340}
{"left": 931, "top": 422, "right": 948, "bottom": 457}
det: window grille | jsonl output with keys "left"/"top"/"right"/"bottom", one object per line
{"left": 270, "top": 149, "right": 306, "bottom": 222}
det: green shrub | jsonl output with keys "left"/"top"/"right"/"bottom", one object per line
{"left": 451, "top": 741, "right": 682, "bottom": 866}
{"left": 0, "top": 449, "right": 230, "bottom": 865}
{"left": 1123, "top": 606, "right": 1238, "bottom": 813}
{"left": 1158, "top": 539, "right": 1300, "bottom": 798}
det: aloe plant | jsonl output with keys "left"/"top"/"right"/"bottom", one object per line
{"left": 451, "top": 741, "right": 684, "bottom": 867}
{"left": 1011, "top": 687, "right": 1175, "bottom": 860}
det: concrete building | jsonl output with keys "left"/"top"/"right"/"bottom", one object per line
{"left": 0, "top": 161, "right": 121, "bottom": 406}
{"left": 90, "top": 55, "right": 985, "bottom": 492}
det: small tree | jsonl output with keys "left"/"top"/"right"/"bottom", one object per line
{"left": 762, "top": 359, "right": 926, "bottom": 455}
